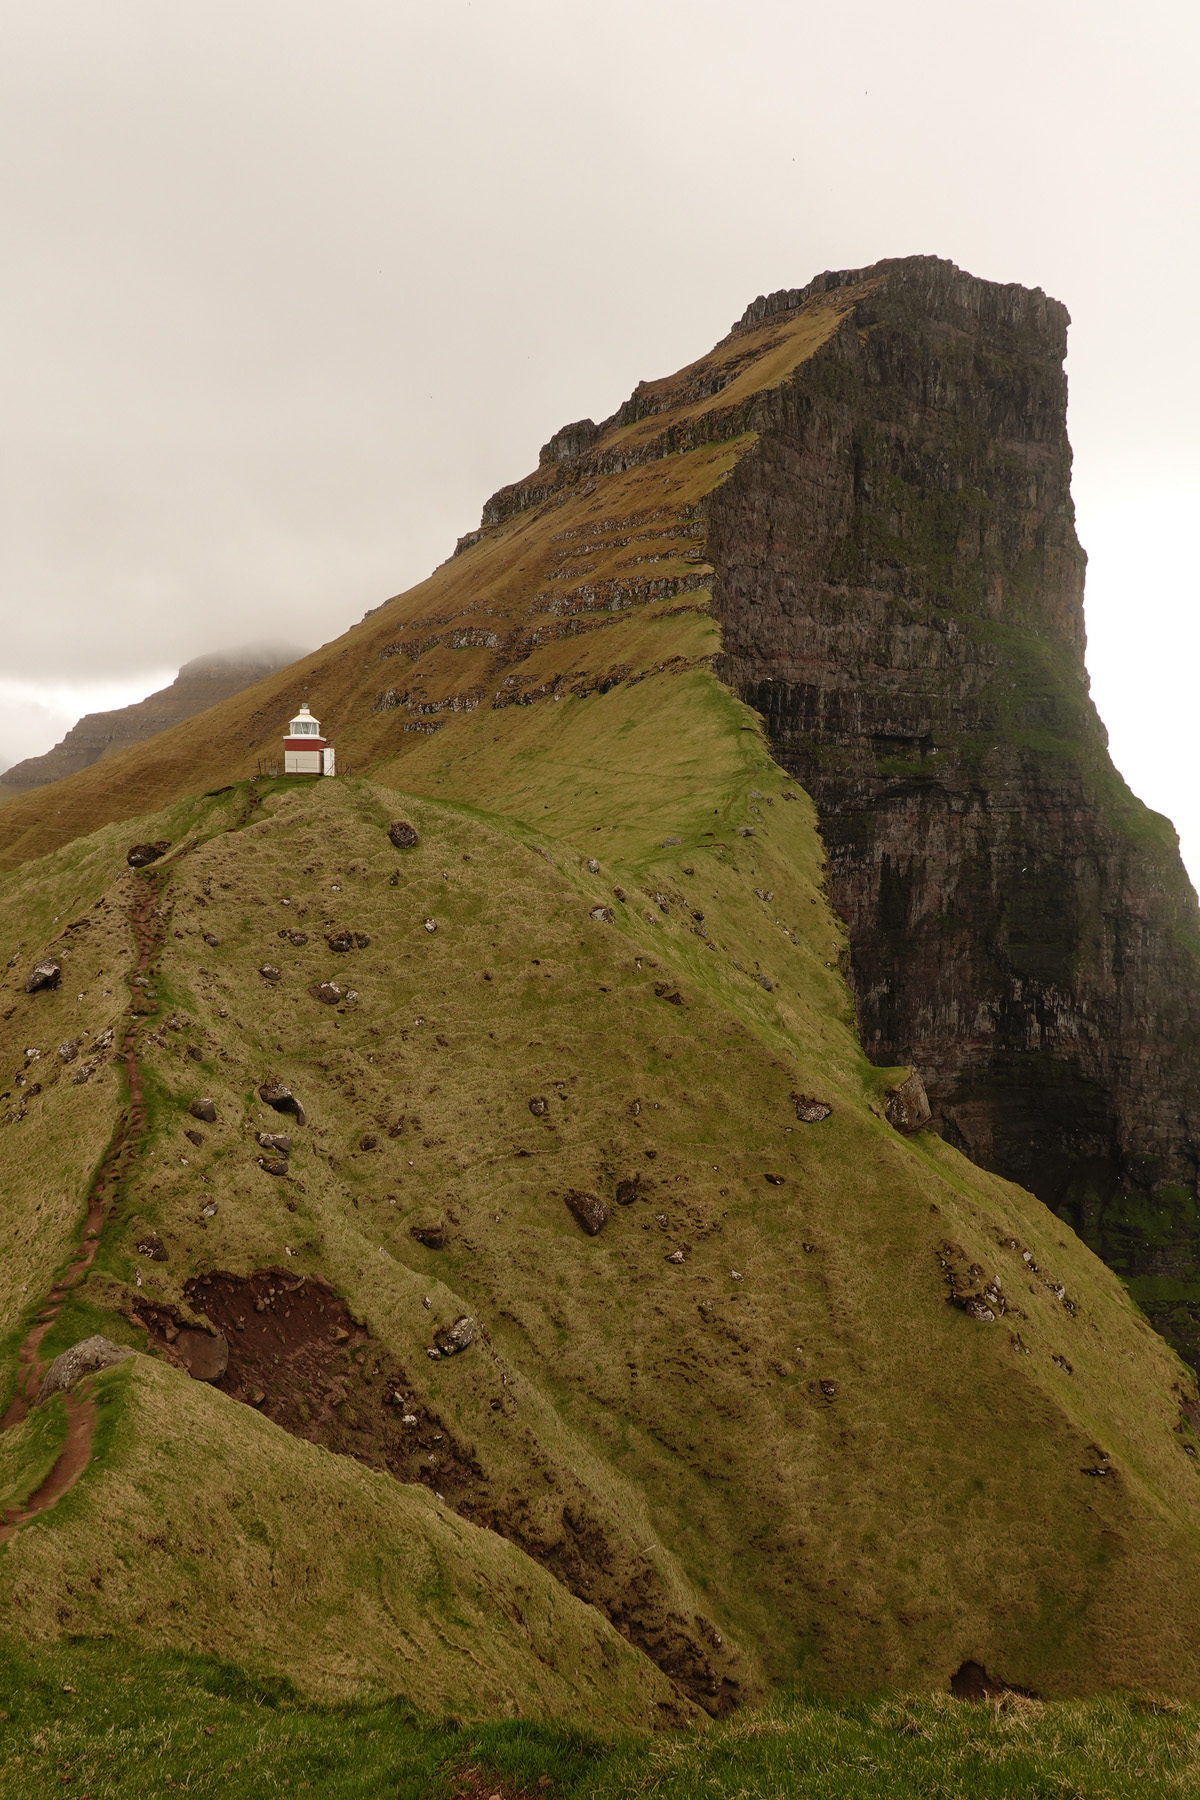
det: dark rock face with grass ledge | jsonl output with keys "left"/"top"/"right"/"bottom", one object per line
{"left": 705, "top": 256, "right": 1200, "bottom": 1366}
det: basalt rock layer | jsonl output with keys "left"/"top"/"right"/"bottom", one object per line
{"left": 699, "top": 259, "right": 1200, "bottom": 1364}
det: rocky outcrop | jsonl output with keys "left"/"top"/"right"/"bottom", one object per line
{"left": 1, "top": 645, "right": 307, "bottom": 790}
{"left": 703, "top": 256, "right": 1200, "bottom": 1364}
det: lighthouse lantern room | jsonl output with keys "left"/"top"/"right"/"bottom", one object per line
{"left": 283, "top": 704, "right": 336, "bottom": 777}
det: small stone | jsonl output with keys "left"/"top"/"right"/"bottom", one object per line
{"left": 136, "top": 1232, "right": 168, "bottom": 1261}
{"left": 258, "top": 1155, "right": 289, "bottom": 1177}
{"left": 186, "top": 1045, "right": 204, "bottom": 1062}
{"left": 736, "top": 826, "right": 755, "bottom": 837}
{"left": 24, "top": 960, "right": 61, "bottom": 994}
{"left": 434, "top": 1315, "right": 475, "bottom": 1355}
{"left": 359, "top": 1133, "right": 378, "bottom": 1151}
{"left": 126, "top": 839, "right": 171, "bottom": 868}
{"left": 312, "top": 981, "right": 343, "bottom": 1005}
{"left": 590, "top": 905, "right": 615, "bottom": 923}
{"left": 764, "top": 1173, "right": 785, "bottom": 1186}
{"left": 202, "top": 1202, "right": 218, "bottom": 1218}
{"left": 388, "top": 820, "right": 419, "bottom": 849}
{"left": 37, "top": 1335, "right": 131, "bottom": 1404}
{"left": 528, "top": 1096, "right": 548, "bottom": 1116}
{"left": 962, "top": 1296, "right": 996, "bottom": 1323}
{"left": 257, "top": 1132, "right": 292, "bottom": 1154}
{"left": 615, "top": 1178, "right": 641, "bottom": 1206}
{"left": 325, "top": 931, "right": 355, "bottom": 953}
{"left": 666, "top": 1249, "right": 685, "bottom": 1263}
{"left": 259, "top": 964, "right": 282, "bottom": 983}
{"left": 189, "top": 1097, "right": 217, "bottom": 1122}
{"left": 756, "top": 973, "right": 774, "bottom": 992}
{"left": 565, "top": 1190, "right": 608, "bottom": 1236}
{"left": 793, "top": 1095, "right": 832, "bottom": 1123}
{"left": 819, "top": 1380, "right": 838, "bottom": 1400}
{"left": 203, "top": 933, "right": 220, "bottom": 949}
{"left": 185, "top": 1128, "right": 203, "bottom": 1148}
{"left": 424, "top": 918, "right": 437, "bottom": 933}
{"left": 410, "top": 1220, "right": 446, "bottom": 1249}
{"left": 662, "top": 836, "right": 682, "bottom": 847}
{"left": 613, "top": 886, "right": 627, "bottom": 903}
{"left": 586, "top": 858, "right": 600, "bottom": 874}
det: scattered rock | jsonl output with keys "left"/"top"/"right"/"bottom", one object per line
{"left": 259, "top": 964, "right": 282, "bottom": 983}
{"left": 359, "top": 1133, "right": 378, "bottom": 1151}
{"left": 189, "top": 1097, "right": 217, "bottom": 1122}
{"left": 666, "top": 1249, "right": 686, "bottom": 1263}
{"left": 388, "top": 820, "right": 419, "bottom": 849}
{"left": 58, "top": 1039, "right": 79, "bottom": 1063}
{"left": 586, "top": 858, "right": 600, "bottom": 874}
{"left": 736, "top": 826, "right": 755, "bottom": 838}
{"left": 764, "top": 1173, "right": 786, "bottom": 1186}
{"left": 653, "top": 983, "right": 684, "bottom": 1006}
{"left": 615, "top": 1178, "right": 641, "bottom": 1206}
{"left": 528, "top": 1096, "right": 549, "bottom": 1116}
{"left": 38, "top": 1335, "right": 131, "bottom": 1403}
{"left": 956, "top": 1295, "right": 996, "bottom": 1323}
{"left": 950, "top": 1661, "right": 1008, "bottom": 1703}
{"left": 258, "top": 1155, "right": 289, "bottom": 1177}
{"left": 411, "top": 1220, "right": 446, "bottom": 1249}
{"left": 589, "top": 905, "right": 615, "bottom": 923}
{"left": 137, "top": 1232, "right": 168, "bottom": 1262}
{"left": 793, "top": 1095, "right": 832, "bottom": 1123}
{"left": 175, "top": 1327, "right": 229, "bottom": 1382}
{"left": 203, "top": 933, "right": 220, "bottom": 949}
{"left": 24, "top": 960, "right": 61, "bottom": 994}
{"left": 326, "top": 929, "right": 370, "bottom": 952}
{"left": 184, "top": 1128, "right": 203, "bottom": 1148}
{"left": 885, "top": 1069, "right": 932, "bottom": 1135}
{"left": 819, "top": 1380, "right": 838, "bottom": 1400}
{"left": 257, "top": 1132, "right": 292, "bottom": 1154}
{"left": 259, "top": 1079, "right": 305, "bottom": 1124}
{"left": 312, "top": 981, "right": 344, "bottom": 1005}
{"left": 565, "top": 1190, "right": 608, "bottom": 1236}
{"left": 127, "top": 840, "right": 170, "bottom": 868}
{"left": 424, "top": 918, "right": 437, "bottom": 933}
{"left": 433, "top": 1315, "right": 475, "bottom": 1355}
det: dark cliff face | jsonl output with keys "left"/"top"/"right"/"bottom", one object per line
{"left": 706, "top": 257, "right": 1200, "bottom": 1364}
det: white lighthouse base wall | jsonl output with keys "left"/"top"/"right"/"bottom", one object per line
{"left": 284, "top": 750, "right": 322, "bottom": 775}
{"left": 322, "top": 746, "right": 336, "bottom": 777}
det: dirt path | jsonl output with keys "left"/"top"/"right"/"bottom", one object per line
{"left": 0, "top": 870, "right": 168, "bottom": 1537}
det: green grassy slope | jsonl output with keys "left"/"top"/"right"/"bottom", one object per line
{"left": 4, "top": 276, "right": 1200, "bottom": 1720}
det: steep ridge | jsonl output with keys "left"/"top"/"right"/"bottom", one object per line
{"left": 4, "top": 258, "right": 1200, "bottom": 1709}
{"left": 1, "top": 645, "right": 307, "bottom": 792}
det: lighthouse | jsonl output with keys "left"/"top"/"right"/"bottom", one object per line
{"left": 283, "top": 704, "right": 336, "bottom": 777}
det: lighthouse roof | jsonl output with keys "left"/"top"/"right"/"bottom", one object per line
{"left": 287, "top": 703, "right": 321, "bottom": 736}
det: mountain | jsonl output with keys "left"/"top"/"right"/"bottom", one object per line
{"left": 4, "top": 257, "right": 1200, "bottom": 1717}
{"left": 0, "top": 645, "right": 309, "bottom": 792}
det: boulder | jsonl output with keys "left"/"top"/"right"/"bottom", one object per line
{"left": 793, "top": 1095, "right": 832, "bottom": 1123}
{"left": 311, "top": 981, "right": 343, "bottom": 1005}
{"left": 258, "top": 1155, "right": 289, "bottom": 1176}
{"left": 565, "top": 1190, "right": 608, "bottom": 1236}
{"left": 38, "top": 1335, "right": 131, "bottom": 1404}
{"left": 388, "top": 820, "right": 419, "bottom": 849}
{"left": 175, "top": 1327, "right": 228, "bottom": 1382}
{"left": 258, "top": 964, "right": 282, "bottom": 983}
{"left": 259, "top": 1079, "right": 306, "bottom": 1124}
{"left": 433, "top": 1315, "right": 475, "bottom": 1355}
{"left": 257, "top": 1131, "right": 292, "bottom": 1154}
{"left": 127, "top": 840, "right": 170, "bottom": 868}
{"left": 189, "top": 1097, "right": 217, "bottom": 1122}
{"left": 885, "top": 1069, "right": 933, "bottom": 1135}
{"left": 25, "top": 960, "right": 61, "bottom": 994}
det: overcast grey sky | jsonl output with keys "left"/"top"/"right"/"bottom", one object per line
{"left": 2, "top": 1, "right": 1198, "bottom": 869}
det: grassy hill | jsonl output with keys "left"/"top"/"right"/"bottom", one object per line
{"left": 4, "top": 272, "right": 1200, "bottom": 1734}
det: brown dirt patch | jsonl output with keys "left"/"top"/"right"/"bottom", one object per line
{"left": 133, "top": 1269, "right": 485, "bottom": 1501}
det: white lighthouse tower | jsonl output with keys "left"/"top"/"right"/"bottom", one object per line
{"left": 283, "top": 704, "right": 335, "bottom": 777}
